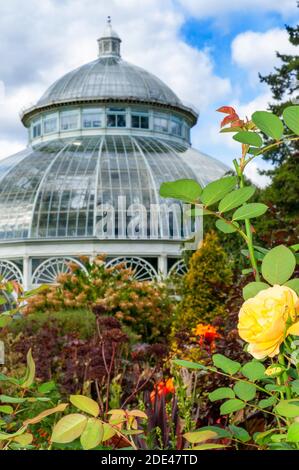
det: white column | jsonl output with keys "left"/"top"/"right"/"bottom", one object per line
{"left": 158, "top": 254, "right": 167, "bottom": 279}
{"left": 23, "top": 256, "right": 32, "bottom": 291}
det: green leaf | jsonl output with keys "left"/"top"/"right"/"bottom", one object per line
{"left": 212, "top": 354, "right": 241, "bottom": 375}
{"left": 37, "top": 381, "right": 56, "bottom": 394}
{"left": 0, "top": 297, "right": 8, "bottom": 306}
{"left": 184, "top": 430, "right": 218, "bottom": 443}
{"left": 242, "top": 282, "right": 269, "bottom": 300}
{"left": 275, "top": 400, "right": 299, "bottom": 418}
{"left": 261, "top": 245, "right": 296, "bottom": 285}
{"left": 258, "top": 397, "right": 277, "bottom": 409}
{"left": 232, "top": 203, "right": 268, "bottom": 220}
{"left": 70, "top": 395, "right": 100, "bottom": 418}
{"left": 265, "top": 384, "right": 286, "bottom": 393}
{"left": 201, "top": 176, "right": 237, "bottom": 207}
{"left": 51, "top": 414, "right": 88, "bottom": 444}
{"left": 241, "top": 361, "right": 266, "bottom": 381}
{"left": 102, "top": 423, "right": 117, "bottom": 442}
{"left": 0, "top": 427, "right": 27, "bottom": 442}
{"left": 291, "top": 380, "right": 299, "bottom": 396}
{"left": 242, "top": 268, "right": 253, "bottom": 275}
{"left": 252, "top": 111, "right": 284, "bottom": 140}
{"left": 194, "top": 426, "right": 231, "bottom": 439}
{"left": 173, "top": 359, "right": 207, "bottom": 370}
{"left": 159, "top": 179, "right": 202, "bottom": 203}
{"left": 287, "top": 422, "right": 299, "bottom": 442}
{"left": 218, "top": 186, "right": 256, "bottom": 213}
{"left": 0, "top": 395, "right": 26, "bottom": 404}
{"left": 0, "top": 317, "right": 12, "bottom": 328}
{"left": 283, "top": 106, "right": 299, "bottom": 136}
{"left": 247, "top": 147, "right": 261, "bottom": 155}
{"left": 185, "top": 207, "right": 209, "bottom": 217}
{"left": 233, "top": 382, "right": 256, "bottom": 401}
{"left": 208, "top": 387, "right": 235, "bottom": 402}
{"left": 0, "top": 405, "right": 14, "bottom": 414}
{"left": 233, "top": 131, "right": 263, "bottom": 147}
{"left": 23, "top": 403, "right": 68, "bottom": 426}
{"left": 80, "top": 418, "right": 103, "bottom": 450}
{"left": 20, "top": 349, "right": 35, "bottom": 389}
{"left": 192, "top": 443, "right": 227, "bottom": 450}
{"left": 215, "top": 219, "right": 239, "bottom": 233}
{"left": 220, "top": 399, "right": 245, "bottom": 415}
{"left": 228, "top": 424, "right": 250, "bottom": 443}
{"left": 13, "top": 433, "right": 33, "bottom": 446}
{"left": 284, "top": 279, "right": 299, "bottom": 296}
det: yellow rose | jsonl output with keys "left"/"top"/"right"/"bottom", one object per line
{"left": 238, "top": 285, "right": 299, "bottom": 359}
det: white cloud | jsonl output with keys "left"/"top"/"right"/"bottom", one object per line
{"left": 0, "top": 140, "right": 24, "bottom": 160}
{"left": 232, "top": 28, "right": 298, "bottom": 82}
{"left": 0, "top": 0, "right": 232, "bottom": 153}
{"left": 244, "top": 161, "right": 271, "bottom": 188}
{"left": 178, "top": 0, "right": 297, "bottom": 18}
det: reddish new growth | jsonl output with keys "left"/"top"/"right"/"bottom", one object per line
{"left": 216, "top": 106, "right": 245, "bottom": 129}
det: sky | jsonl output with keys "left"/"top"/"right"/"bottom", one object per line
{"left": 0, "top": 0, "right": 298, "bottom": 187}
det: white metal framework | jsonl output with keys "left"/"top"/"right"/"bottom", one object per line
{"left": 168, "top": 259, "right": 188, "bottom": 277}
{"left": 106, "top": 256, "right": 158, "bottom": 281}
{"left": 0, "top": 260, "right": 23, "bottom": 284}
{"left": 32, "top": 257, "right": 87, "bottom": 285}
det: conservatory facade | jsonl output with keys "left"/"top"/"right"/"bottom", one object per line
{"left": 0, "top": 19, "right": 227, "bottom": 289}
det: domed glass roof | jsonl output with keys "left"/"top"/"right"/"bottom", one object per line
{"left": 0, "top": 136, "right": 227, "bottom": 241}
{"left": 37, "top": 57, "right": 182, "bottom": 108}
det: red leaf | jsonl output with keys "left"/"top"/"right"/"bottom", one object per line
{"left": 216, "top": 106, "right": 236, "bottom": 115}
{"left": 220, "top": 113, "right": 239, "bottom": 128}
{"left": 230, "top": 119, "right": 245, "bottom": 128}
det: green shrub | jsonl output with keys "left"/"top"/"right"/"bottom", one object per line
{"left": 24, "top": 256, "right": 175, "bottom": 343}
{"left": 9, "top": 308, "right": 96, "bottom": 340}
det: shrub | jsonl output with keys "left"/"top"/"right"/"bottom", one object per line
{"left": 8, "top": 308, "right": 96, "bottom": 339}
{"left": 170, "top": 231, "right": 233, "bottom": 360}
{"left": 24, "top": 255, "right": 174, "bottom": 343}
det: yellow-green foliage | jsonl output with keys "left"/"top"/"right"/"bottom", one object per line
{"left": 170, "top": 231, "right": 233, "bottom": 358}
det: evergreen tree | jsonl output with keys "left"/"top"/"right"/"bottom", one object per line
{"left": 255, "top": 12, "right": 299, "bottom": 241}
{"left": 259, "top": 17, "right": 299, "bottom": 166}
{"left": 170, "top": 232, "right": 233, "bottom": 359}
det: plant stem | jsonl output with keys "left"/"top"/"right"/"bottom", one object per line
{"left": 238, "top": 165, "right": 260, "bottom": 281}
{"left": 278, "top": 353, "right": 291, "bottom": 400}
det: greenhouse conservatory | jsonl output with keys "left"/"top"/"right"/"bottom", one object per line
{"left": 0, "top": 19, "right": 227, "bottom": 289}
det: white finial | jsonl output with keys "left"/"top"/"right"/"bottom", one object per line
{"left": 97, "top": 17, "right": 121, "bottom": 58}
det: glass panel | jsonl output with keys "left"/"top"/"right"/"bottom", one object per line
{"left": 131, "top": 115, "right": 140, "bottom": 128}
{"left": 153, "top": 114, "right": 169, "bottom": 133}
{"left": 32, "top": 121, "right": 42, "bottom": 138}
{"left": 170, "top": 118, "right": 182, "bottom": 136}
{"left": 44, "top": 115, "right": 58, "bottom": 134}
{"left": 82, "top": 109, "right": 104, "bottom": 128}
{"left": 60, "top": 111, "right": 79, "bottom": 131}
{"left": 107, "top": 114, "right": 116, "bottom": 127}
{"left": 141, "top": 116, "right": 149, "bottom": 129}
{"left": 117, "top": 115, "right": 126, "bottom": 127}
{"left": 132, "top": 114, "right": 149, "bottom": 129}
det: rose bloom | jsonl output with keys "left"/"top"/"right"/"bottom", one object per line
{"left": 238, "top": 285, "right": 299, "bottom": 359}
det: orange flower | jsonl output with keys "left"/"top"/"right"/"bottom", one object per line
{"left": 150, "top": 378, "right": 175, "bottom": 402}
{"left": 194, "top": 323, "right": 221, "bottom": 350}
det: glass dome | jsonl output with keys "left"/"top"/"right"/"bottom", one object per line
{"left": 36, "top": 57, "right": 183, "bottom": 109}
{"left": 0, "top": 18, "right": 229, "bottom": 286}
{"left": 0, "top": 135, "right": 227, "bottom": 241}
